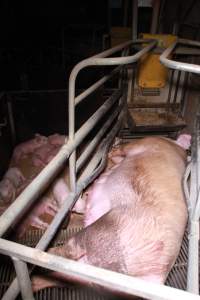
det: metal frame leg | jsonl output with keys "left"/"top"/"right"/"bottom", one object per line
{"left": 12, "top": 257, "right": 34, "bottom": 300}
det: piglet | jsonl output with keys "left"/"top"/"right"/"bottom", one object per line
{"left": 12, "top": 134, "right": 48, "bottom": 162}
{"left": 32, "top": 134, "right": 190, "bottom": 293}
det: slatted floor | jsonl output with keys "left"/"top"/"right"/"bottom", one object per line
{"left": 0, "top": 227, "right": 191, "bottom": 300}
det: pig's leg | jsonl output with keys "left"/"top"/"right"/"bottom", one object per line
{"left": 30, "top": 217, "right": 49, "bottom": 229}
{"left": 16, "top": 217, "right": 49, "bottom": 237}
{"left": 53, "top": 178, "right": 70, "bottom": 207}
{"left": 43, "top": 201, "right": 59, "bottom": 216}
{"left": 32, "top": 274, "right": 66, "bottom": 292}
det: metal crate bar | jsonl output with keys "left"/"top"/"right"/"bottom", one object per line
{"left": 2, "top": 111, "right": 124, "bottom": 300}
{"left": 186, "top": 110, "right": 200, "bottom": 294}
{"left": 0, "top": 88, "right": 121, "bottom": 237}
{"left": 0, "top": 238, "right": 200, "bottom": 300}
{"left": 160, "top": 38, "right": 200, "bottom": 74}
{"left": 68, "top": 38, "right": 156, "bottom": 197}
{"left": 12, "top": 257, "right": 34, "bottom": 300}
{"left": 0, "top": 39, "right": 159, "bottom": 299}
{"left": 161, "top": 38, "right": 200, "bottom": 294}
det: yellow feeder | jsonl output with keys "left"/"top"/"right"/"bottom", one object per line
{"left": 138, "top": 34, "right": 177, "bottom": 88}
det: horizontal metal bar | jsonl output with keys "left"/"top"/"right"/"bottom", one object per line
{"left": 12, "top": 257, "right": 34, "bottom": 300}
{"left": 70, "top": 40, "right": 156, "bottom": 79}
{"left": 160, "top": 38, "right": 200, "bottom": 74}
{"left": 74, "top": 89, "right": 121, "bottom": 142}
{"left": 75, "top": 66, "right": 121, "bottom": 105}
{"left": 0, "top": 238, "right": 199, "bottom": 300}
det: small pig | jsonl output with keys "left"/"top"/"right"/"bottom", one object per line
{"left": 4, "top": 167, "right": 26, "bottom": 188}
{"left": 15, "top": 171, "right": 71, "bottom": 236}
{"left": 0, "top": 178, "right": 16, "bottom": 203}
{"left": 1, "top": 134, "right": 69, "bottom": 235}
{"left": 32, "top": 134, "right": 190, "bottom": 292}
{"left": 12, "top": 134, "right": 48, "bottom": 162}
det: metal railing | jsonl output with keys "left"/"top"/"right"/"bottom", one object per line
{"left": 160, "top": 38, "right": 200, "bottom": 74}
{"left": 8, "top": 39, "right": 199, "bottom": 300}
{"left": 184, "top": 109, "right": 200, "bottom": 295}
{"left": 160, "top": 38, "right": 200, "bottom": 295}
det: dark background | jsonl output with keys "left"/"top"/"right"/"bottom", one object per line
{"left": 0, "top": 0, "right": 200, "bottom": 176}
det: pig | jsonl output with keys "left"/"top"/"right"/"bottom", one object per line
{"left": 0, "top": 178, "right": 16, "bottom": 203}
{"left": 12, "top": 134, "right": 48, "bottom": 162}
{"left": 4, "top": 167, "right": 26, "bottom": 188}
{"left": 32, "top": 134, "right": 190, "bottom": 292}
{"left": 0, "top": 168, "right": 27, "bottom": 204}
{"left": 0, "top": 134, "right": 69, "bottom": 235}
{"left": 15, "top": 171, "right": 71, "bottom": 236}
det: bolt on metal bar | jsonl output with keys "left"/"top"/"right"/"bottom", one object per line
{"left": 160, "top": 38, "right": 200, "bottom": 74}
{"left": 0, "top": 239, "right": 199, "bottom": 300}
{"left": 12, "top": 257, "right": 34, "bottom": 300}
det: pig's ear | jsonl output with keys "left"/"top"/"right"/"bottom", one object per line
{"left": 175, "top": 134, "right": 191, "bottom": 150}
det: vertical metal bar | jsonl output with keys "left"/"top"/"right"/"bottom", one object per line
{"left": 187, "top": 110, "right": 200, "bottom": 294}
{"left": 150, "top": 0, "right": 161, "bottom": 34}
{"left": 132, "top": 0, "right": 138, "bottom": 41}
{"left": 166, "top": 69, "right": 175, "bottom": 118}
{"left": 187, "top": 220, "right": 199, "bottom": 294}
{"left": 187, "top": 159, "right": 199, "bottom": 294}
{"left": 127, "top": 67, "right": 134, "bottom": 105}
{"left": 68, "top": 73, "right": 77, "bottom": 192}
{"left": 12, "top": 257, "right": 34, "bottom": 300}
{"left": 172, "top": 70, "right": 181, "bottom": 111}
{"left": 180, "top": 72, "right": 189, "bottom": 117}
